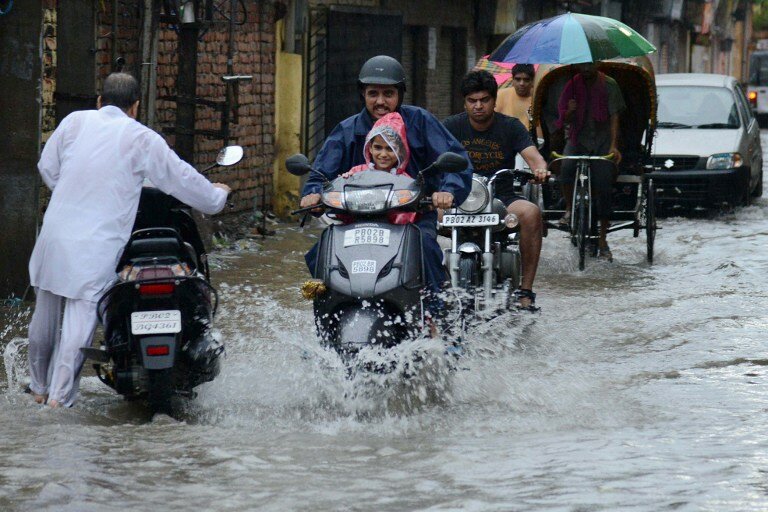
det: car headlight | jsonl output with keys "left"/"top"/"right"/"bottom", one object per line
{"left": 458, "top": 178, "right": 489, "bottom": 214}
{"left": 343, "top": 186, "right": 391, "bottom": 212}
{"left": 706, "top": 153, "right": 742, "bottom": 170}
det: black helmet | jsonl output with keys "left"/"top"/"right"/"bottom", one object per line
{"left": 357, "top": 55, "right": 406, "bottom": 90}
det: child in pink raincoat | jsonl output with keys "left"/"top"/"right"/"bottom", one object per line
{"left": 341, "top": 112, "right": 418, "bottom": 225}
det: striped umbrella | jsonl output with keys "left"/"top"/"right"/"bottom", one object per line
{"left": 473, "top": 57, "right": 539, "bottom": 88}
{"left": 489, "top": 12, "right": 655, "bottom": 65}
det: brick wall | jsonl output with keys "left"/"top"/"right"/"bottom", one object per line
{"left": 94, "top": 1, "right": 277, "bottom": 219}
{"left": 41, "top": 2, "right": 57, "bottom": 144}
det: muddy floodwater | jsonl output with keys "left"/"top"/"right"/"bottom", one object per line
{"left": 1, "top": 148, "right": 767, "bottom": 511}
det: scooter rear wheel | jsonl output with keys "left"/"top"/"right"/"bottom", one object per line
{"left": 147, "top": 368, "right": 174, "bottom": 417}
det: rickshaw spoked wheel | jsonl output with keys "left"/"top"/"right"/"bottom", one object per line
{"left": 645, "top": 178, "right": 656, "bottom": 264}
{"left": 576, "top": 192, "right": 588, "bottom": 271}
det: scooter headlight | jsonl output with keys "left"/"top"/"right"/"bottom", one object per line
{"left": 388, "top": 189, "right": 418, "bottom": 208}
{"left": 458, "top": 178, "right": 489, "bottom": 214}
{"left": 343, "top": 186, "right": 392, "bottom": 213}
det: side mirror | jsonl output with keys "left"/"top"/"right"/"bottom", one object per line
{"left": 432, "top": 152, "right": 468, "bottom": 173}
{"left": 216, "top": 145, "right": 244, "bottom": 167}
{"left": 285, "top": 153, "right": 312, "bottom": 176}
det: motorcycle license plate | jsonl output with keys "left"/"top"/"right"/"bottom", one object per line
{"left": 344, "top": 227, "right": 390, "bottom": 247}
{"left": 130, "top": 310, "right": 182, "bottom": 335}
{"left": 442, "top": 214, "right": 499, "bottom": 227}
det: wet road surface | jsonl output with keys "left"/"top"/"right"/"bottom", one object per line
{"left": 1, "top": 144, "right": 767, "bottom": 511}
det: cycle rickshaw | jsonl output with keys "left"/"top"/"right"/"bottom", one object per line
{"left": 525, "top": 56, "right": 658, "bottom": 269}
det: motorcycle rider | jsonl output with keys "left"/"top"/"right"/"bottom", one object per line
{"left": 300, "top": 55, "right": 473, "bottom": 319}
{"left": 443, "top": 70, "right": 549, "bottom": 310}
{"left": 27, "top": 72, "right": 231, "bottom": 408}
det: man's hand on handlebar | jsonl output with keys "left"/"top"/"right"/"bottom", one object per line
{"left": 431, "top": 192, "right": 454, "bottom": 210}
{"left": 531, "top": 168, "right": 550, "bottom": 184}
{"left": 609, "top": 146, "right": 622, "bottom": 165}
{"left": 300, "top": 193, "right": 323, "bottom": 213}
{"left": 214, "top": 183, "right": 232, "bottom": 194}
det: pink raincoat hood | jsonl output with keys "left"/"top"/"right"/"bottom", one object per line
{"left": 362, "top": 112, "right": 410, "bottom": 174}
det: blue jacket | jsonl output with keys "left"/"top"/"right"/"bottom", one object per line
{"left": 302, "top": 105, "right": 474, "bottom": 205}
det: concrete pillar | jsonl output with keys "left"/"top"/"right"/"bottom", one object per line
{"left": 0, "top": 1, "right": 43, "bottom": 299}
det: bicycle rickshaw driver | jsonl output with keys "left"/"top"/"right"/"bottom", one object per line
{"left": 526, "top": 56, "right": 658, "bottom": 268}
{"left": 554, "top": 62, "right": 626, "bottom": 262}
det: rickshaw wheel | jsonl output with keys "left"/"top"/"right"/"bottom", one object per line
{"left": 645, "top": 178, "right": 656, "bottom": 264}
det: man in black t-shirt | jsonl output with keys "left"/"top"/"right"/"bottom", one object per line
{"left": 443, "top": 70, "right": 549, "bottom": 310}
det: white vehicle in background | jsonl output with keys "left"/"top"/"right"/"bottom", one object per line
{"left": 747, "top": 50, "right": 768, "bottom": 125}
{"left": 652, "top": 73, "right": 763, "bottom": 211}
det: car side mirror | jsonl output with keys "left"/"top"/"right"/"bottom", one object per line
{"left": 285, "top": 154, "right": 312, "bottom": 176}
{"left": 216, "top": 145, "right": 244, "bottom": 167}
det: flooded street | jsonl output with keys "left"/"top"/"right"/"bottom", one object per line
{"left": 2, "top": 152, "right": 768, "bottom": 511}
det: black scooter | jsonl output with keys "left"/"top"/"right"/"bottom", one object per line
{"left": 286, "top": 152, "right": 467, "bottom": 369}
{"left": 83, "top": 146, "right": 242, "bottom": 416}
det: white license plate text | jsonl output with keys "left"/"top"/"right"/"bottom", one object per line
{"left": 130, "top": 310, "right": 182, "bottom": 335}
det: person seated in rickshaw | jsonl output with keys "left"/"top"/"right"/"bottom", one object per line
{"left": 444, "top": 70, "right": 550, "bottom": 310}
{"left": 555, "top": 62, "right": 626, "bottom": 262}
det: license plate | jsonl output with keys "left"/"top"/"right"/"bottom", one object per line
{"left": 351, "top": 260, "right": 377, "bottom": 274}
{"left": 442, "top": 214, "right": 499, "bottom": 227}
{"left": 130, "top": 310, "right": 181, "bottom": 335}
{"left": 344, "top": 227, "right": 391, "bottom": 247}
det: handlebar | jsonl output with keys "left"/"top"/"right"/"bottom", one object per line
{"left": 488, "top": 168, "right": 535, "bottom": 188}
{"left": 550, "top": 152, "right": 615, "bottom": 161}
{"left": 291, "top": 195, "right": 450, "bottom": 216}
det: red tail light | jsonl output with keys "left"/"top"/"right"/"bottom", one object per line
{"left": 139, "top": 283, "right": 175, "bottom": 296}
{"left": 146, "top": 345, "right": 171, "bottom": 356}
{"left": 748, "top": 90, "right": 758, "bottom": 107}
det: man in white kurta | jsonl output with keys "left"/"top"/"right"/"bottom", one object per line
{"left": 27, "top": 73, "right": 231, "bottom": 408}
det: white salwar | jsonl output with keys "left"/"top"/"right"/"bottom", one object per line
{"left": 28, "top": 105, "right": 228, "bottom": 406}
{"left": 28, "top": 289, "right": 98, "bottom": 407}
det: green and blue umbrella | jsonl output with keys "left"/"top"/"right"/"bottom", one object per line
{"left": 489, "top": 12, "right": 656, "bottom": 65}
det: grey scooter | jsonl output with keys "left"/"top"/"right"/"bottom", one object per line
{"left": 287, "top": 153, "right": 467, "bottom": 366}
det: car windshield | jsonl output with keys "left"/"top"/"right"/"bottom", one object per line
{"left": 656, "top": 85, "right": 740, "bottom": 129}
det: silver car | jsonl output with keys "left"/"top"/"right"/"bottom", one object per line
{"left": 651, "top": 73, "right": 763, "bottom": 211}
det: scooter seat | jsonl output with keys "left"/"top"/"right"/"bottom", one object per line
{"left": 123, "top": 237, "right": 184, "bottom": 259}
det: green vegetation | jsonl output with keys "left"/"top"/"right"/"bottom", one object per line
{"left": 756, "top": 0, "right": 768, "bottom": 32}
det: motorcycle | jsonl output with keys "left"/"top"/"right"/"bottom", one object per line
{"left": 82, "top": 145, "right": 243, "bottom": 416}
{"left": 442, "top": 168, "right": 534, "bottom": 318}
{"left": 286, "top": 152, "right": 468, "bottom": 368}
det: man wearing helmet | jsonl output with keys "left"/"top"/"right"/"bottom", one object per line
{"left": 300, "top": 55, "right": 474, "bottom": 318}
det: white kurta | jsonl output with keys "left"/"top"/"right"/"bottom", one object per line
{"left": 29, "top": 106, "right": 228, "bottom": 301}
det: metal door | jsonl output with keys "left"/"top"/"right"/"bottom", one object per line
{"left": 304, "top": 7, "right": 402, "bottom": 159}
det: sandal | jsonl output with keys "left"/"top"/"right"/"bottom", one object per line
{"left": 513, "top": 289, "right": 540, "bottom": 312}
{"left": 558, "top": 211, "right": 571, "bottom": 226}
